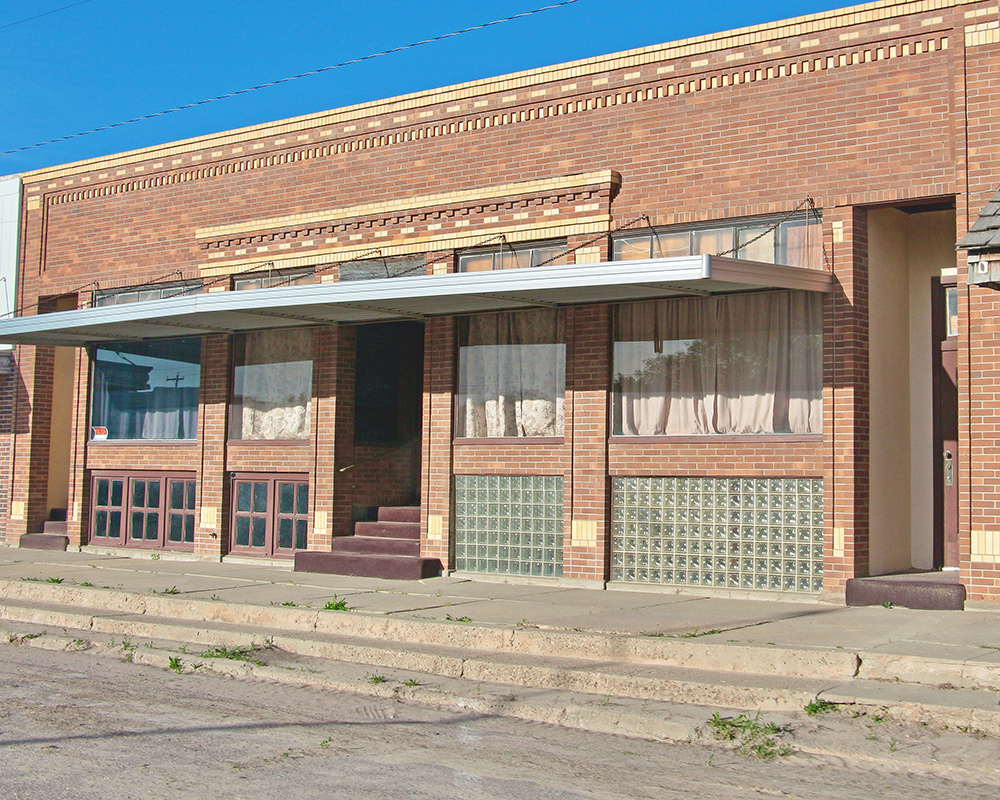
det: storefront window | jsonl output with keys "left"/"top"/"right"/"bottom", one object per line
{"left": 455, "top": 309, "right": 565, "bottom": 437}
{"left": 90, "top": 338, "right": 201, "bottom": 440}
{"left": 230, "top": 328, "right": 314, "bottom": 440}
{"left": 612, "top": 292, "right": 823, "bottom": 435}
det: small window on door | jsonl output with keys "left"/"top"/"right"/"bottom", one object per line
{"left": 230, "top": 474, "right": 309, "bottom": 556}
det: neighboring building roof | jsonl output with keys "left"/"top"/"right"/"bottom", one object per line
{"left": 958, "top": 188, "right": 1000, "bottom": 251}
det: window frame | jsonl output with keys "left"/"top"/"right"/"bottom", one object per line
{"left": 89, "top": 471, "right": 197, "bottom": 551}
{"left": 612, "top": 214, "right": 823, "bottom": 269}
{"left": 93, "top": 280, "right": 203, "bottom": 307}
{"left": 457, "top": 239, "right": 569, "bottom": 272}
{"left": 228, "top": 473, "right": 310, "bottom": 557}
{"left": 232, "top": 267, "right": 315, "bottom": 291}
{"left": 88, "top": 337, "right": 202, "bottom": 443}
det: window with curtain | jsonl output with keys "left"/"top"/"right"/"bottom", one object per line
{"left": 230, "top": 328, "right": 314, "bottom": 440}
{"left": 90, "top": 338, "right": 201, "bottom": 440}
{"left": 612, "top": 292, "right": 823, "bottom": 436}
{"left": 456, "top": 309, "right": 566, "bottom": 438}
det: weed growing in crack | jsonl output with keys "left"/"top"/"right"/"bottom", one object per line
{"left": 324, "top": 596, "right": 350, "bottom": 611}
{"left": 401, "top": 679, "right": 422, "bottom": 687}
{"left": 159, "top": 586, "right": 180, "bottom": 595}
{"left": 281, "top": 601, "right": 297, "bottom": 607}
{"left": 366, "top": 673, "right": 388, "bottom": 685}
{"left": 804, "top": 698, "right": 838, "bottom": 717}
{"left": 198, "top": 644, "right": 269, "bottom": 667}
{"left": 707, "top": 713, "right": 793, "bottom": 760}
{"left": 445, "top": 614, "right": 472, "bottom": 622}
{"left": 44, "top": 577, "right": 64, "bottom": 584}
{"left": 168, "top": 656, "right": 183, "bottom": 673}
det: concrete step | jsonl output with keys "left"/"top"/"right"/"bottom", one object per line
{"left": 846, "top": 577, "right": 966, "bottom": 611}
{"left": 378, "top": 506, "right": 420, "bottom": 524}
{"left": 328, "top": 536, "right": 421, "bottom": 556}
{"left": 294, "top": 552, "right": 442, "bottom": 580}
{"left": 353, "top": 521, "right": 420, "bottom": 540}
{"left": 2, "top": 598, "right": 999, "bottom": 736}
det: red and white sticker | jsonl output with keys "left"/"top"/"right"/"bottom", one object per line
{"left": 91, "top": 426, "right": 108, "bottom": 441}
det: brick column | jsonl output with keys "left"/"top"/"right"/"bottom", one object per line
{"left": 65, "top": 346, "right": 91, "bottom": 547}
{"left": 332, "top": 326, "right": 356, "bottom": 538}
{"left": 823, "top": 206, "right": 870, "bottom": 591}
{"left": 193, "top": 334, "right": 229, "bottom": 559}
{"left": 562, "top": 305, "right": 610, "bottom": 584}
{"left": 7, "top": 344, "right": 54, "bottom": 540}
{"left": 421, "top": 317, "right": 453, "bottom": 567}
{"left": 311, "top": 326, "right": 338, "bottom": 550}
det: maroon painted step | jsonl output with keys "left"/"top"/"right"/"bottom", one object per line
{"left": 353, "top": 520, "right": 419, "bottom": 540}
{"left": 378, "top": 506, "right": 420, "bottom": 524}
{"left": 328, "top": 536, "right": 420, "bottom": 557}
{"left": 294, "top": 552, "right": 441, "bottom": 580}
{"left": 294, "top": 506, "right": 441, "bottom": 580}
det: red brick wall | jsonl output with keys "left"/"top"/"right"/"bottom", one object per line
{"left": 6, "top": 1, "right": 1000, "bottom": 593}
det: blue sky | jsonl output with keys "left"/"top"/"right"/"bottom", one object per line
{"left": 0, "top": 0, "right": 850, "bottom": 174}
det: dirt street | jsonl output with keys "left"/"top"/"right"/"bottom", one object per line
{"left": 0, "top": 644, "right": 997, "bottom": 799}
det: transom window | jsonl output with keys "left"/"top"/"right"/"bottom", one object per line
{"left": 614, "top": 216, "right": 822, "bottom": 270}
{"left": 90, "top": 338, "right": 201, "bottom": 441}
{"left": 612, "top": 292, "right": 823, "bottom": 436}
{"left": 94, "top": 280, "right": 202, "bottom": 306}
{"left": 233, "top": 268, "right": 314, "bottom": 291}
{"left": 458, "top": 240, "right": 569, "bottom": 272}
{"left": 90, "top": 472, "right": 196, "bottom": 550}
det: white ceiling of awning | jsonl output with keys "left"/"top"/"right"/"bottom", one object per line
{"left": 0, "top": 255, "right": 834, "bottom": 347}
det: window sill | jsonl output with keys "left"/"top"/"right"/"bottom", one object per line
{"left": 610, "top": 434, "right": 823, "bottom": 444}
{"left": 454, "top": 437, "right": 565, "bottom": 446}
{"left": 227, "top": 439, "right": 312, "bottom": 446}
{"left": 88, "top": 439, "right": 198, "bottom": 446}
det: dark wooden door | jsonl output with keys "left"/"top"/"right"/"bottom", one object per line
{"left": 932, "top": 279, "right": 959, "bottom": 569}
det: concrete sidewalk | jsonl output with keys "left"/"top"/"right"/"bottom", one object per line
{"left": 1, "top": 546, "right": 999, "bottom": 741}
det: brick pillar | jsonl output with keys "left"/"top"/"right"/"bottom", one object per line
{"left": 7, "top": 344, "right": 54, "bottom": 540}
{"left": 823, "top": 206, "right": 870, "bottom": 591}
{"left": 562, "top": 305, "right": 610, "bottom": 584}
{"left": 65, "top": 346, "right": 91, "bottom": 547}
{"left": 311, "top": 326, "right": 337, "bottom": 550}
{"left": 194, "top": 334, "right": 229, "bottom": 559}
{"left": 332, "top": 326, "right": 356, "bottom": 538}
{"left": 421, "top": 317, "right": 453, "bottom": 567}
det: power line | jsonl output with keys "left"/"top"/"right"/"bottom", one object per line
{"left": 0, "top": 0, "right": 99, "bottom": 32}
{"left": 0, "top": 0, "right": 584, "bottom": 157}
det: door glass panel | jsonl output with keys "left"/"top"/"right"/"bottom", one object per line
{"left": 148, "top": 480, "right": 160, "bottom": 509}
{"left": 237, "top": 482, "right": 251, "bottom": 512}
{"left": 253, "top": 483, "right": 268, "bottom": 513}
{"left": 278, "top": 518, "right": 293, "bottom": 549}
{"left": 111, "top": 480, "right": 123, "bottom": 506}
{"left": 170, "top": 480, "right": 184, "bottom": 509}
{"left": 97, "top": 479, "right": 109, "bottom": 506}
{"left": 185, "top": 481, "right": 196, "bottom": 509}
{"left": 169, "top": 514, "right": 183, "bottom": 542}
{"left": 109, "top": 511, "right": 121, "bottom": 537}
{"left": 296, "top": 484, "right": 308, "bottom": 515}
{"left": 946, "top": 286, "right": 959, "bottom": 337}
{"left": 95, "top": 510, "right": 107, "bottom": 536}
{"left": 184, "top": 514, "right": 194, "bottom": 543}
{"left": 295, "top": 519, "right": 308, "bottom": 550}
{"left": 251, "top": 516, "right": 266, "bottom": 547}
{"left": 145, "top": 513, "right": 159, "bottom": 540}
{"left": 279, "top": 483, "right": 294, "bottom": 514}
{"left": 130, "top": 512, "right": 143, "bottom": 539}
{"left": 133, "top": 481, "right": 146, "bottom": 508}
{"left": 235, "top": 516, "right": 250, "bottom": 546}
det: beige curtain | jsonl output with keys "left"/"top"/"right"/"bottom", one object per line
{"left": 233, "top": 328, "right": 313, "bottom": 440}
{"left": 614, "top": 292, "right": 822, "bottom": 435}
{"left": 458, "top": 310, "right": 565, "bottom": 437}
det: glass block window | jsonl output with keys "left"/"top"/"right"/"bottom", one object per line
{"left": 454, "top": 475, "right": 564, "bottom": 577}
{"left": 611, "top": 477, "right": 824, "bottom": 592}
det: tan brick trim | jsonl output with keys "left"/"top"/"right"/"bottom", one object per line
{"left": 23, "top": 0, "right": 980, "bottom": 183}
{"left": 195, "top": 170, "right": 619, "bottom": 240}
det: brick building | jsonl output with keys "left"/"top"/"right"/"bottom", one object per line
{"left": 1, "top": 0, "right": 999, "bottom": 603}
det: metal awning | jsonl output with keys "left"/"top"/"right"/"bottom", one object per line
{"left": 0, "top": 255, "right": 835, "bottom": 347}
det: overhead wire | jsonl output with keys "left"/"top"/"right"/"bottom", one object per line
{"left": 0, "top": 0, "right": 99, "bottom": 32}
{"left": 0, "top": 0, "right": 584, "bottom": 157}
